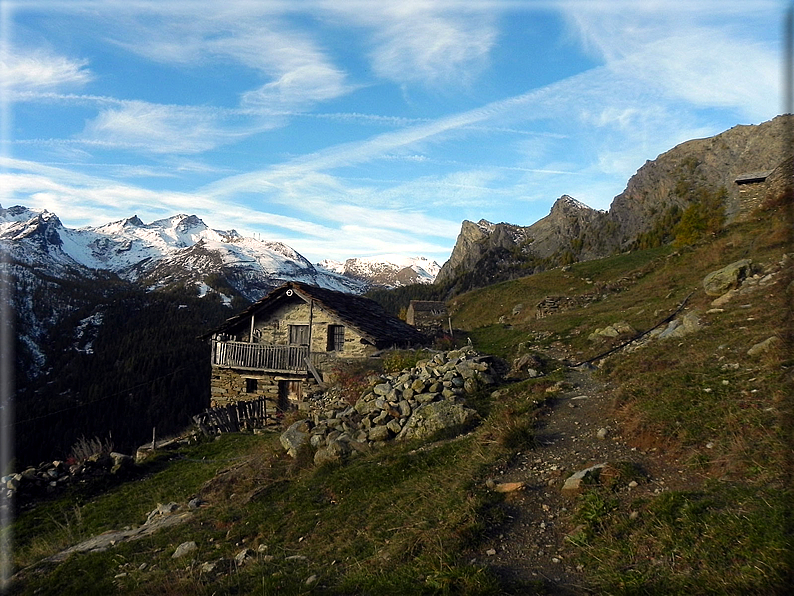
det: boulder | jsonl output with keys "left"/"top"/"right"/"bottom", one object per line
{"left": 172, "top": 541, "right": 198, "bottom": 558}
{"left": 280, "top": 420, "right": 311, "bottom": 458}
{"left": 703, "top": 259, "right": 752, "bottom": 296}
{"left": 367, "top": 425, "right": 390, "bottom": 442}
{"left": 397, "top": 401, "right": 479, "bottom": 441}
{"left": 313, "top": 437, "right": 352, "bottom": 466}
{"left": 110, "top": 452, "right": 134, "bottom": 474}
{"left": 747, "top": 336, "right": 781, "bottom": 357}
{"left": 659, "top": 311, "right": 701, "bottom": 340}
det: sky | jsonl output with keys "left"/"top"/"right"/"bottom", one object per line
{"left": 0, "top": 0, "right": 787, "bottom": 265}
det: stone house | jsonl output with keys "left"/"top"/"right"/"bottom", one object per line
{"left": 206, "top": 282, "right": 427, "bottom": 410}
{"left": 405, "top": 300, "right": 449, "bottom": 334}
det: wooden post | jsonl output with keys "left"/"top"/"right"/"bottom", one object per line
{"left": 307, "top": 299, "right": 314, "bottom": 351}
{"left": 151, "top": 427, "right": 156, "bottom": 451}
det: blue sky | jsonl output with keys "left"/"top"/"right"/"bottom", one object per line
{"left": 0, "top": 1, "right": 785, "bottom": 264}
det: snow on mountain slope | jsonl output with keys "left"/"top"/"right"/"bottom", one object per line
{"left": 1, "top": 205, "right": 369, "bottom": 301}
{"left": 317, "top": 255, "right": 440, "bottom": 287}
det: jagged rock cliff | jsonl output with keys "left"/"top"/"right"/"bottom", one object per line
{"left": 608, "top": 115, "right": 790, "bottom": 244}
{"left": 437, "top": 115, "right": 791, "bottom": 290}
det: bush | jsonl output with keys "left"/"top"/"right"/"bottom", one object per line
{"left": 329, "top": 360, "right": 381, "bottom": 404}
{"left": 381, "top": 349, "right": 431, "bottom": 373}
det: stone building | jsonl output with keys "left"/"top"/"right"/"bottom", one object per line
{"left": 205, "top": 282, "right": 427, "bottom": 410}
{"left": 405, "top": 300, "right": 449, "bottom": 334}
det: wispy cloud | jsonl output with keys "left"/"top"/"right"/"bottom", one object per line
{"left": 80, "top": 101, "right": 255, "bottom": 155}
{"left": 1, "top": 47, "right": 93, "bottom": 92}
{"left": 562, "top": 3, "right": 780, "bottom": 121}
{"left": 323, "top": 1, "right": 498, "bottom": 87}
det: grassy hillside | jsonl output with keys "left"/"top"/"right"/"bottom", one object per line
{"left": 5, "top": 197, "right": 792, "bottom": 594}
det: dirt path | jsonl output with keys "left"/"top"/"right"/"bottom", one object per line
{"left": 477, "top": 366, "right": 693, "bottom": 594}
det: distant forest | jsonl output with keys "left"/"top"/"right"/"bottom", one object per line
{"left": 14, "top": 286, "right": 231, "bottom": 468}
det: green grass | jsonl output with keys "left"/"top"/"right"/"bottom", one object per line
{"left": 9, "top": 378, "right": 557, "bottom": 594}
{"left": 572, "top": 483, "right": 792, "bottom": 595}
{"left": 9, "top": 433, "right": 265, "bottom": 571}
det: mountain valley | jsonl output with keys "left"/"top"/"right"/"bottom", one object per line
{"left": 2, "top": 115, "right": 792, "bottom": 594}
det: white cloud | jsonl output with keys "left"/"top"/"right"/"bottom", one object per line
{"left": 562, "top": 3, "right": 780, "bottom": 121}
{"left": 323, "top": 1, "right": 497, "bottom": 87}
{"left": 1, "top": 48, "right": 92, "bottom": 92}
{"left": 80, "top": 101, "right": 254, "bottom": 154}
{"left": 97, "top": 12, "right": 356, "bottom": 111}
{"left": 368, "top": 13, "right": 496, "bottom": 86}
{"left": 241, "top": 63, "right": 350, "bottom": 109}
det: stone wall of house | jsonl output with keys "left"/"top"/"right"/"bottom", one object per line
{"left": 241, "top": 298, "right": 374, "bottom": 359}
{"left": 210, "top": 366, "right": 321, "bottom": 408}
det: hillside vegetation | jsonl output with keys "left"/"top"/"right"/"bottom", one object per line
{"left": 5, "top": 184, "right": 791, "bottom": 594}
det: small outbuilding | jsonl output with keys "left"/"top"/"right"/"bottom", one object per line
{"left": 205, "top": 282, "right": 427, "bottom": 409}
{"left": 405, "top": 300, "right": 449, "bottom": 334}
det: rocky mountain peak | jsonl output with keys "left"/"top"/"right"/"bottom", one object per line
{"left": 123, "top": 215, "right": 144, "bottom": 227}
{"left": 550, "top": 195, "right": 596, "bottom": 215}
{"left": 174, "top": 214, "right": 207, "bottom": 233}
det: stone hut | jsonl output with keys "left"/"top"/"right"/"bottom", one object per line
{"left": 734, "top": 170, "right": 772, "bottom": 214}
{"left": 405, "top": 300, "right": 449, "bottom": 334}
{"left": 205, "top": 282, "right": 427, "bottom": 410}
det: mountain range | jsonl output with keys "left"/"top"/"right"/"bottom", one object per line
{"left": 0, "top": 206, "right": 442, "bottom": 300}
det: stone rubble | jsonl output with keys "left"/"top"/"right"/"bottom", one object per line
{"left": 280, "top": 346, "right": 499, "bottom": 465}
{"left": 2, "top": 450, "right": 136, "bottom": 508}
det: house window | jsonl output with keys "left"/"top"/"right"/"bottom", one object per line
{"left": 289, "top": 324, "right": 310, "bottom": 346}
{"left": 327, "top": 325, "right": 345, "bottom": 351}
{"left": 245, "top": 378, "right": 258, "bottom": 393}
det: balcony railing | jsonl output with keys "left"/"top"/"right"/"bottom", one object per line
{"left": 211, "top": 340, "right": 309, "bottom": 373}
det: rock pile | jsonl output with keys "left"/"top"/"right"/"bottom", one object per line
{"left": 281, "top": 346, "right": 499, "bottom": 465}
{"left": 2, "top": 451, "right": 135, "bottom": 504}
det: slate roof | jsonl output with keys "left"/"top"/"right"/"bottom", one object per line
{"left": 206, "top": 281, "right": 427, "bottom": 348}
{"left": 735, "top": 171, "right": 771, "bottom": 184}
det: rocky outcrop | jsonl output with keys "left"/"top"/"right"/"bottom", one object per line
{"left": 280, "top": 347, "right": 498, "bottom": 464}
{"left": 609, "top": 115, "right": 791, "bottom": 243}
{"left": 435, "top": 220, "right": 530, "bottom": 285}
{"left": 435, "top": 116, "right": 792, "bottom": 293}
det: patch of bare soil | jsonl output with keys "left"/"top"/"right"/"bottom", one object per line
{"left": 474, "top": 367, "right": 700, "bottom": 594}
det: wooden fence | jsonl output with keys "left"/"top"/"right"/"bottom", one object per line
{"left": 193, "top": 397, "right": 281, "bottom": 435}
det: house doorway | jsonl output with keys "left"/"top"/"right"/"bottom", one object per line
{"left": 278, "top": 380, "right": 302, "bottom": 408}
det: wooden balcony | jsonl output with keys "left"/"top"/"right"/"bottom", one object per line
{"left": 211, "top": 340, "right": 309, "bottom": 373}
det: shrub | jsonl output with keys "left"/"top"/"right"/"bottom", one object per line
{"left": 381, "top": 349, "right": 431, "bottom": 373}
{"left": 329, "top": 360, "right": 381, "bottom": 404}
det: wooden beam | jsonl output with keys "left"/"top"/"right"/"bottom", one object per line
{"left": 305, "top": 357, "right": 324, "bottom": 387}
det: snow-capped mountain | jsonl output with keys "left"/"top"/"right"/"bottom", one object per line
{"left": 0, "top": 206, "right": 365, "bottom": 301}
{"left": 316, "top": 255, "right": 440, "bottom": 288}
